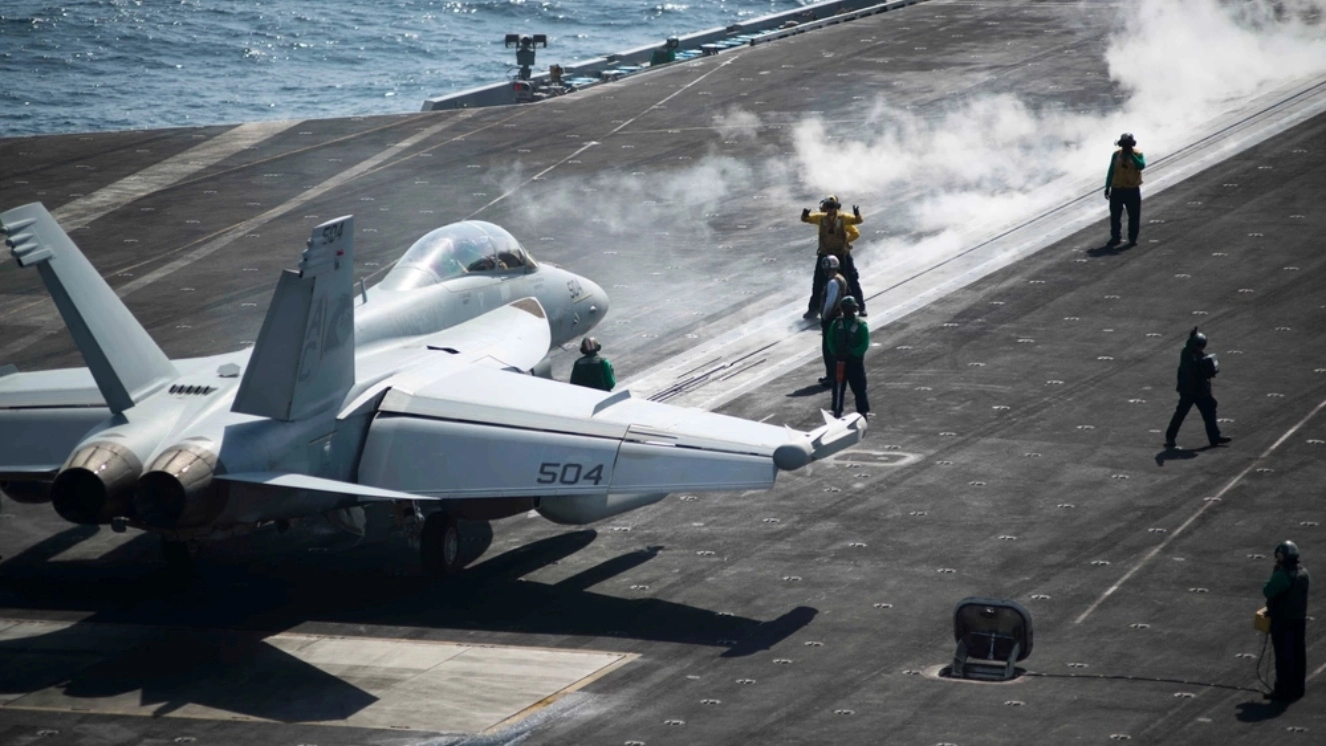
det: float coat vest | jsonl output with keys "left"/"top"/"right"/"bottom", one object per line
{"left": 831, "top": 318, "right": 868, "bottom": 360}
{"left": 819, "top": 215, "right": 850, "bottom": 257}
{"left": 1266, "top": 566, "right": 1310, "bottom": 621}
{"left": 570, "top": 354, "right": 613, "bottom": 391}
{"left": 1109, "top": 149, "right": 1145, "bottom": 188}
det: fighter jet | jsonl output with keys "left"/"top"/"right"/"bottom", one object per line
{"left": 0, "top": 203, "right": 866, "bottom": 576}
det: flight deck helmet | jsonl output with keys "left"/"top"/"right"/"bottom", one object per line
{"left": 580, "top": 337, "right": 602, "bottom": 355}
{"left": 1116, "top": 132, "right": 1137, "bottom": 147}
{"left": 1276, "top": 540, "right": 1301, "bottom": 565}
{"left": 1187, "top": 329, "right": 1208, "bottom": 350}
{"left": 840, "top": 296, "right": 859, "bottom": 312}
{"left": 820, "top": 254, "right": 840, "bottom": 271}
{"left": 820, "top": 195, "right": 841, "bottom": 211}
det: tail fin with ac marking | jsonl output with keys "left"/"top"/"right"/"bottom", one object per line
{"left": 232, "top": 216, "right": 356, "bottom": 422}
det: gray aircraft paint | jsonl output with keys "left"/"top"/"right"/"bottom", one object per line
{"left": 0, "top": 203, "right": 864, "bottom": 547}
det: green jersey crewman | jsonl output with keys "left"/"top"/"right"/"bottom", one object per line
{"left": 1262, "top": 540, "right": 1309, "bottom": 702}
{"left": 650, "top": 37, "right": 679, "bottom": 66}
{"left": 570, "top": 337, "right": 615, "bottom": 391}
{"left": 825, "top": 296, "right": 870, "bottom": 418}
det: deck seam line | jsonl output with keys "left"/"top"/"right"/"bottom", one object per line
{"left": 1074, "top": 396, "right": 1326, "bottom": 624}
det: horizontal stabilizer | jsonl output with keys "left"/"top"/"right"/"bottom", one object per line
{"left": 0, "top": 465, "right": 61, "bottom": 481}
{"left": 0, "top": 406, "right": 110, "bottom": 481}
{"left": 216, "top": 472, "right": 427, "bottom": 501}
{"left": 1, "top": 202, "right": 177, "bottom": 414}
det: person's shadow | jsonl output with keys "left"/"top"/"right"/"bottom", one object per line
{"left": 1086, "top": 240, "right": 1137, "bottom": 257}
{"left": 1155, "top": 446, "right": 1199, "bottom": 466}
{"left": 1235, "top": 698, "right": 1288, "bottom": 722}
{"left": 786, "top": 383, "right": 828, "bottom": 398}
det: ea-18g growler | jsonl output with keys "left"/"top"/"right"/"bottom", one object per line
{"left": 0, "top": 203, "right": 865, "bottom": 577}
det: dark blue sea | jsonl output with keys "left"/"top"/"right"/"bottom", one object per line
{"left": 0, "top": 0, "right": 808, "bottom": 137}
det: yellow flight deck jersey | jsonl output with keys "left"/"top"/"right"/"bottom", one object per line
{"left": 1106, "top": 149, "right": 1146, "bottom": 189}
{"left": 802, "top": 211, "right": 862, "bottom": 258}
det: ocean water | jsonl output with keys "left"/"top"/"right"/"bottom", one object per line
{"left": 0, "top": 0, "right": 808, "bottom": 138}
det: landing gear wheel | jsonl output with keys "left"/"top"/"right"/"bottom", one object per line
{"left": 421, "top": 512, "right": 463, "bottom": 579}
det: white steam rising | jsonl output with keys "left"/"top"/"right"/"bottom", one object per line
{"left": 793, "top": 0, "right": 1326, "bottom": 261}
{"left": 517, "top": 0, "right": 1326, "bottom": 277}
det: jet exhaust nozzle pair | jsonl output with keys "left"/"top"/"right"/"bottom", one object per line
{"left": 50, "top": 441, "right": 218, "bottom": 528}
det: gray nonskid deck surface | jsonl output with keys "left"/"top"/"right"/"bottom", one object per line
{"left": 1, "top": 1, "right": 1323, "bottom": 744}
{"left": 508, "top": 111, "right": 1326, "bottom": 746}
{"left": 0, "top": 0, "right": 1130, "bottom": 374}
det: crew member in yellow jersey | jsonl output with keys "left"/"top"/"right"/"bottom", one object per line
{"left": 801, "top": 195, "right": 866, "bottom": 319}
{"left": 1104, "top": 132, "right": 1146, "bottom": 248}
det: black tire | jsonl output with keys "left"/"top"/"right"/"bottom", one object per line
{"left": 421, "top": 512, "right": 462, "bottom": 579}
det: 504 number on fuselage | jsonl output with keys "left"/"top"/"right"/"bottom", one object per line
{"left": 536, "top": 462, "right": 603, "bottom": 486}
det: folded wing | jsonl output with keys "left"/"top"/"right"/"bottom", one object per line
{"left": 357, "top": 367, "right": 865, "bottom": 507}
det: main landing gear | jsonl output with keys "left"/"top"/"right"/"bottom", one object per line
{"left": 420, "top": 511, "right": 463, "bottom": 579}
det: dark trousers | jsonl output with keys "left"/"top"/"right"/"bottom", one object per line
{"left": 1271, "top": 618, "right": 1307, "bottom": 699}
{"left": 1109, "top": 187, "right": 1141, "bottom": 244}
{"left": 820, "top": 319, "right": 836, "bottom": 380}
{"left": 1165, "top": 394, "right": 1221, "bottom": 446}
{"left": 808, "top": 252, "right": 866, "bottom": 314}
{"left": 831, "top": 357, "right": 869, "bottom": 417}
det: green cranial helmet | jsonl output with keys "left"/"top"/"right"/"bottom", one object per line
{"left": 840, "top": 296, "right": 859, "bottom": 311}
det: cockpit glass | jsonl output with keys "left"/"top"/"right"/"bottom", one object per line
{"left": 378, "top": 220, "right": 535, "bottom": 291}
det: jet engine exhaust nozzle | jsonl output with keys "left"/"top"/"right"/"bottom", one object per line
{"left": 50, "top": 441, "right": 142, "bottom": 524}
{"left": 134, "top": 444, "right": 220, "bottom": 529}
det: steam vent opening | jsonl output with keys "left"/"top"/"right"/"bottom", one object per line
{"left": 939, "top": 596, "right": 1033, "bottom": 683}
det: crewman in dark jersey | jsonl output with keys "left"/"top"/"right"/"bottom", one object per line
{"left": 570, "top": 337, "right": 615, "bottom": 391}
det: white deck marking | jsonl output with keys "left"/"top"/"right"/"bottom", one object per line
{"left": 0, "top": 619, "right": 633, "bottom": 733}
{"left": 359, "top": 57, "right": 744, "bottom": 285}
{"left": 464, "top": 140, "right": 601, "bottom": 220}
{"left": 620, "top": 75, "right": 1326, "bottom": 411}
{"left": 1075, "top": 397, "right": 1326, "bottom": 624}
{"left": 0, "top": 121, "right": 299, "bottom": 270}
{"left": 0, "top": 115, "right": 476, "bottom": 359}
{"left": 50, "top": 120, "right": 303, "bottom": 232}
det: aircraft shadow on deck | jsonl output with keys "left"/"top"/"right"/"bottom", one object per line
{"left": 0, "top": 525, "right": 815, "bottom": 722}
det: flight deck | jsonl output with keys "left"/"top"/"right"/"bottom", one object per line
{"left": 2, "top": 0, "right": 1325, "bottom": 743}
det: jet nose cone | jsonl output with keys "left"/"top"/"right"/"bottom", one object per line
{"left": 581, "top": 277, "right": 608, "bottom": 324}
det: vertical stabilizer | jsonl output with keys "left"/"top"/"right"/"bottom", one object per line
{"left": 0, "top": 202, "right": 177, "bottom": 414}
{"left": 232, "top": 216, "right": 356, "bottom": 422}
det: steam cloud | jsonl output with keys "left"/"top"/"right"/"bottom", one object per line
{"left": 515, "top": 0, "right": 1326, "bottom": 295}
{"left": 791, "top": 0, "right": 1326, "bottom": 263}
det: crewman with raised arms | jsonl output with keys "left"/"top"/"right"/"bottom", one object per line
{"left": 801, "top": 195, "right": 866, "bottom": 319}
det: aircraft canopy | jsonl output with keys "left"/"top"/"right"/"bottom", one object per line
{"left": 378, "top": 220, "right": 534, "bottom": 291}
